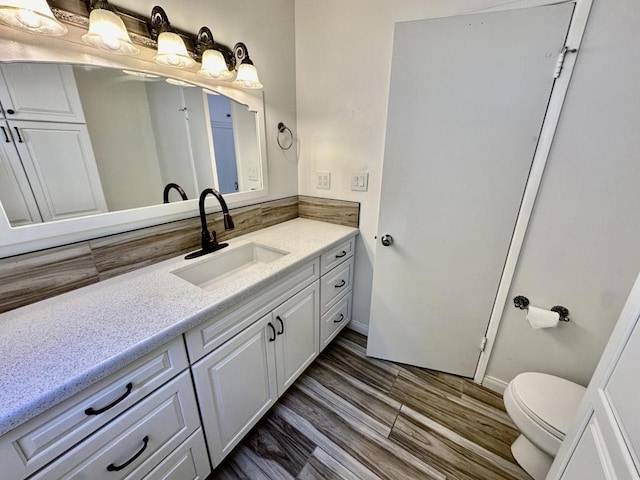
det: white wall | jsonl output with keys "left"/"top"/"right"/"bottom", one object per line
{"left": 485, "top": 0, "right": 640, "bottom": 386}
{"left": 295, "top": 0, "right": 640, "bottom": 386}
{"left": 111, "top": 0, "right": 299, "bottom": 202}
{"left": 74, "top": 67, "right": 164, "bottom": 211}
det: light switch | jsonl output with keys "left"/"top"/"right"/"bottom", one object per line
{"left": 316, "top": 171, "right": 331, "bottom": 190}
{"left": 351, "top": 172, "right": 368, "bottom": 192}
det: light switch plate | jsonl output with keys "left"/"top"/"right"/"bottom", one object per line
{"left": 316, "top": 171, "right": 331, "bottom": 190}
{"left": 351, "top": 172, "right": 368, "bottom": 192}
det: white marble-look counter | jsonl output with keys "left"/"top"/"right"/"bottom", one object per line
{"left": 0, "top": 218, "right": 358, "bottom": 436}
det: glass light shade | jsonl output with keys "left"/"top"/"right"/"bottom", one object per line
{"left": 82, "top": 9, "right": 138, "bottom": 55}
{"left": 154, "top": 31, "right": 196, "bottom": 69}
{"left": 198, "top": 49, "right": 233, "bottom": 80}
{"left": 233, "top": 63, "right": 263, "bottom": 89}
{"left": 0, "top": 0, "right": 67, "bottom": 35}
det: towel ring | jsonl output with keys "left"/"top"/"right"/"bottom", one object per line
{"left": 277, "top": 122, "right": 293, "bottom": 150}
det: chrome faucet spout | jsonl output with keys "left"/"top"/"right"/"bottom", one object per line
{"left": 185, "top": 188, "right": 235, "bottom": 259}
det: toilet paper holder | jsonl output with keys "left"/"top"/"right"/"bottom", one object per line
{"left": 513, "top": 296, "right": 570, "bottom": 322}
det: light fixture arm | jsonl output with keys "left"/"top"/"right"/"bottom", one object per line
{"left": 84, "top": 0, "right": 116, "bottom": 12}
{"left": 234, "top": 42, "right": 252, "bottom": 65}
{"left": 149, "top": 5, "right": 171, "bottom": 39}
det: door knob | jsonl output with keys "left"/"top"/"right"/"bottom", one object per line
{"left": 381, "top": 234, "right": 394, "bottom": 247}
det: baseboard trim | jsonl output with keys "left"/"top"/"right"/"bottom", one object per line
{"left": 347, "top": 318, "right": 369, "bottom": 336}
{"left": 482, "top": 376, "right": 508, "bottom": 395}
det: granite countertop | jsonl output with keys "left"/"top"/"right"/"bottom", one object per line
{"left": 0, "top": 218, "right": 358, "bottom": 436}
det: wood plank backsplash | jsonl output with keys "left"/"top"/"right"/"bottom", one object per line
{"left": 0, "top": 196, "right": 359, "bottom": 314}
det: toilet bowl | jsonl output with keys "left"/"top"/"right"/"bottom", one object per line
{"left": 504, "top": 372, "right": 585, "bottom": 480}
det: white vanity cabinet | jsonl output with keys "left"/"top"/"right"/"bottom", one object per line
{"left": 320, "top": 238, "right": 355, "bottom": 347}
{"left": 0, "top": 337, "right": 210, "bottom": 480}
{"left": 189, "top": 262, "right": 321, "bottom": 467}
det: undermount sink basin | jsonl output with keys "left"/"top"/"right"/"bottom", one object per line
{"left": 172, "top": 242, "right": 289, "bottom": 291}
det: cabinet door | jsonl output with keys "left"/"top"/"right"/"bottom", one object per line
{"left": 561, "top": 415, "right": 626, "bottom": 480}
{"left": 0, "top": 124, "right": 42, "bottom": 225}
{"left": 0, "top": 64, "right": 85, "bottom": 123}
{"left": 273, "top": 281, "right": 320, "bottom": 394}
{"left": 192, "top": 314, "right": 278, "bottom": 467}
{"left": 11, "top": 120, "right": 107, "bottom": 221}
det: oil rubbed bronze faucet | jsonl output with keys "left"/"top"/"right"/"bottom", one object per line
{"left": 162, "top": 183, "right": 188, "bottom": 203}
{"left": 185, "top": 188, "right": 235, "bottom": 259}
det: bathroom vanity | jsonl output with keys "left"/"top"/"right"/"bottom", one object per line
{"left": 0, "top": 218, "right": 357, "bottom": 480}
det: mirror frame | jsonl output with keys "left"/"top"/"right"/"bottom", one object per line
{"left": 0, "top": 18, "right": 269, "bottom": 258}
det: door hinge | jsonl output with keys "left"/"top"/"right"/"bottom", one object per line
{"left": 480, "top": 336, "right": 488, "bottom": 353}
{"left": 554, "top": 46, "right": 577, "bottom": 79}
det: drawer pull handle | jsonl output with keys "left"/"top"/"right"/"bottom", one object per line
{"left": 267, "top": 322, "right": 276, "bottom": 342}
{"left": 335, "top": 251, "right": 347, "bottom": 259}
{"left": 334, "top": 313, "right": 345, "bottom": 323}
{"left": 335, "top": 279, "right": 346, "bottom": 288}
{"left": 276, "top": 316, "right": 284, "bottom": 335}
{"left": 13, "top": 127, "right": 23, "bottom": 143}
{"left": 1, "top": 126, "right": 9, "bottom": 143}
{"left": 85, "top": 382, "right": 133, "bottom": 415}
{"left": 106, "top": 435, "right": 149, "bottom": 472}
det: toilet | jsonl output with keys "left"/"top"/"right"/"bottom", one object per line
{"left": 504, "top": 372, "right": 586, "bottom": 480}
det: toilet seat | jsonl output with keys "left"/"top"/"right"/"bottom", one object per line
{"left": 505, "top": 372, "right": 586, "bottom": 456}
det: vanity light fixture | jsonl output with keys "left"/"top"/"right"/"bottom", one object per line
{"left": 82, "top": 0, "right": 138, "bottom": 55}
{"left": 196, "top": 27, "right": 234, "bottom": 80}
{"left": 232, "top": 42, "right": 263, "bottom": 89}
{"left": 0, "top": 0, "right": 67, "bottom": 36}
{"left": 149, "top": 6, "right": 195, "bottom": 69}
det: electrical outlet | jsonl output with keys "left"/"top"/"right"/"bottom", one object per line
{"left": 351, "top": 172, "right": 368, "bottom": 192}
{"left": 316, "top": 171, "right": 331, "bottom": 190}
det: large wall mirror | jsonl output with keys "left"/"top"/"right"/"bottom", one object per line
{"left": 0, "top": 24, "right": 269, "bottom": 257}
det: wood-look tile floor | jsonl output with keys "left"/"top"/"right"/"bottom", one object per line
{"left": 209, "top": 329, "right": 531, "bottom": 480}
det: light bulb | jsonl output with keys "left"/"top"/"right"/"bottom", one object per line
{"left": 82, "top": 8, "right": 138, "bottom": 55}
{"left": 198, "top": 49, "right": 233, "bottom": 80}
{"left": 233, "top": 63, "right": 263, "bottom": 89}
{"left": 154, "top": 32, "right": 196, "bottom": 69}
{"left": 0, "top": 0, "right": 67, "bottom": 35}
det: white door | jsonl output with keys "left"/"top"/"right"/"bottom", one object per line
{"left": 273, "top": 281, "right": 320, "bottom": 393}
{"left": 11, "top": 120, "right": 108, "bottom": 221}
{"left": 0, "top": 123, "right": 42, "bottom": 225}
{"left": 367, "top": 4, "right": 575, "bottom": 377}
{"left": 191, "top": 314, "right": 278, "bottom": 468}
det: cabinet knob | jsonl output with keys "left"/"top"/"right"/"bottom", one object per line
{"left": 6, "top": 109, "right": 15, "bottom": 115}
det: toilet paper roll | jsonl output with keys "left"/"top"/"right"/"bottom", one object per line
{"left": 526, "top": 306, "right": 560, "bottom": 329}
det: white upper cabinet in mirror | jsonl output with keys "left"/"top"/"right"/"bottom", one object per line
{"left": 0, "top": 8, "right": 268, "bottom": 257}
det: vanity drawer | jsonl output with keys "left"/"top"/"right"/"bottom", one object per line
{"left": 30, "top": 371, "right": 200, "bottom": 480}
{"left": 185, "top": 259, "right": 319, "bottom": 362}
{"left": 1, "top": 337, "right": 189, "bottom": 480}
{"left": 321, "top": 294, "right": 352, "bottom": 350}
{"left": 320, "top": 237, "right": 355, "bottom": 275}
{"left": 141, "top": 429, "right": 210, "bottom": 480}
{"left": 320, "top": 256, "right": 354, "bottom": 315}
